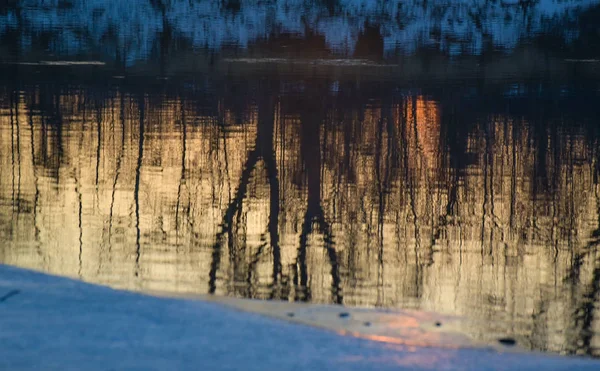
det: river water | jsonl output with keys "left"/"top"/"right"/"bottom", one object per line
{"left": 1, "top": 0, "right": 600, "bottom": 357}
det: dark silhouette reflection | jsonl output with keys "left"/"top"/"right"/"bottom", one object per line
{"left": 1, "top": 73, "right": 600, "bottom": 356}
{"left": 566, "top": 149, "right": 600, "bottom": 356}
{"left": 295, "top": 83, "right": 342, "bottom": 304}
{"left": 134, "top": 95, "right": 145, "bottom": 275}
{"left": 209, "top": 81, "right": 282, "bottom": 298}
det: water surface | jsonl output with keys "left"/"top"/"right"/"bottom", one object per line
{"left": 1, "top": 0, "right": 600, "bottom": 357}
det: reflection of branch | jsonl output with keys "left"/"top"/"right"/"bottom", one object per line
{"left": 175, "top": 99, "right": 186, "bottom": 239}
{"left": 321, "top": 215, "right": 342, "bottom": 304}
{"left": 374, "top": 103, "right": 395, "bottom": 305}
{"left": 246, "top": 242, "right": 268, "bottom": 298}
{"left": 75, "top": 107, "right": 86, "bottom": 278}
{"left": 567, "top": 166, "right": 600, "bottom": 283}
{"left": 296, "top": 213, "right": 311, "bottom": 302}
{"left": 10, "top": 92, "right": 16, "bottom": 216}
{"left": 266, "top": 152, "right": 282, "bottom": 296}
{"left": 108, "top": 94, "right": 126, "bottom": 248}
{"left": 27, "top": 94, "right": 41, "bottom": 248}
{"left": 260, "top": 101, "right": 282, "bottom": 297}
{"left": 375, "top": 113, "right": 385, "bottom": 304}
{"left": 134, "top": 96, "right": 145, "bottom": 275}
{"left": 209, "top": 147, "right": 259, "bottom": 294}
{"left": 75, "top": 171, "right": 83, "bottom": 278}
{"left": 296, "top": 207, "right": 342, "bottom": 303}
{"left": 209, "top": 95, "right": 282, "bottom": 297}
{"left": 95, "top": 104, "right": 102, "bottom": 189}
{"left": 399, "top": 99, "right": 422, "bottom": 296}
{"left": 481, "top": 122, "right": 491, "bottom": 256}
{"left": 295, "top": 102, "right": 342, "bottom": 304}
{"left": 565, "top": 179, "right": 600, "bottom": 355}
{"left": 569, "top": 255, "right": 600, "bottom": 356}
{"left": 15, "top": 94, "right": 22, "bottom": 214}
{"left": 509, "top": 120, "right": 517, "bottom": 231}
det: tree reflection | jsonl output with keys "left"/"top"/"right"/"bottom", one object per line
{"left": 2, "top": 77, "right": 600, "bottom": 355}
{"left": 294, "top": 82, "right": 342, "bottom": 304}
{"left": 209, "top": 80, "right": 282, "bottom": 297}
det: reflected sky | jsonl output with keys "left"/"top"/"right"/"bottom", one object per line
{"left": 1, "top": 0, "right": 600, "bottom": 359}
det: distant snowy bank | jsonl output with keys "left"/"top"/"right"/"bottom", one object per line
{"left": 0, "top": 0, "right": 598, "bottom": 64}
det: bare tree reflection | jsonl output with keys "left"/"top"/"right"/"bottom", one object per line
{"left": 566, "top": 151, "right": 600, "bottom": 355}
{"left": 134, "top": 95, "right": 145, "bottom": 275}
{"left": 294, "top": 83, "right": 342, "bottom": 304}
{"left": 209, "top": 83, "right": 281, "bottom": 297}
{"left": 2, "top": 78, "right": 600, "bottom": 355}
{"left": 108, "top": 93, "right": 126, "bottom": 249}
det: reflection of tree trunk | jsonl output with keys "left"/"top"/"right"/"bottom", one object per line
{"left": 108, "top": 94, "right": 126, "bottom": 248}
{"left": 8, "top": 92, "right": 21, "bottom": 236}
{"left": 209, "top": 92, "right": 281, "bottom": 296}
{"left": 509, "top": 119, "right": 517, "bottom": 232}
{"left": 75, "top": 105, "right": 86, "bottom": 278}
{"left": 399, "top": 97, "right": 426, "bottom": 298}
{"left": 530, "top": 296, "right": 550, "bottom": 353}
{"left": 297, "top": 214, "right": 310, "bottom": 301}
{"left": 209, "top": 146, "right": 258, "bottom": 294}
{"left": 374, "top": 102, "right": 394, "bottom": 306}
{"left": 399, "top": 98, "right": 422, "bottom": 297}
{"left": 567, "top": 138, "right": 576, "bottom": 251}
{"left": 567, "top": 180, "right": 600, "bottom": 355}
{"left": 550, "top": 122, "right": 561, "bottom": 259}
{"left": 295, "top": 97, "right": 342, "bottom": 304}
{"left": 175, "top": 99, "right": 186, "bottom": 239}
{"left": 75, "top": 171, "right": 83, "bottom": 278}
{"left": 10, "top": 92, "right": 16, "bottom": 217}
{"left": 569, "top": 255, "right": 600, "bottom": 355}
{"left": 95, "top": 104, "right": 102, "bottom": 189}
{"left": 375, "top": 111, "right": 384, "bottom": 305}
{"left": 15, "top": 93, "right": 21, "bottom": 213}
{"left": 54, "top": 94, "right": 64, "bottom": 182}
{"left": 28, "top": 93, "right": 41, "bottom": 247}
{"left": 260, "top": 98, "right": 282, "bottom": 297}
{"left": 134, "top": 96, "right": 145, "bottom": 275}
{"left": 481, "top": 121, "right": 491, "bottom": 257}
{"left": 246, "top": 241, "right": 267, "bottom": 297}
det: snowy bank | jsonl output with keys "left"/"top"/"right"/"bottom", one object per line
{"left": 1, "top": 0, "right": 598, "bottom": 64}
{"left": 1, "top": 264, "right": 599, "bottom": 371}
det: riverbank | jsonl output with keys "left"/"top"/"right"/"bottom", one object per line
{"left": 1, "top": 264, "right": 599, "bottom": 370}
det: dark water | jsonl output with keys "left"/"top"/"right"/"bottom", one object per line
{"left": 2, "top": 0, "right": 600, "bottom": 357}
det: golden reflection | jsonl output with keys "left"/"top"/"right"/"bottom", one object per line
{"left": 342, "top": 332, "right": 453, "bottom": 349}
{"left": 1, "top": 87, "right": 599, "bottom": 356}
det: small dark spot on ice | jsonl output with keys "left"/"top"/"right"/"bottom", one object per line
{"left": 498, "top": 337, "right": 516, "bottom": 346}
{"left": 435, "top": 321, "right": 442, "bottom": 327}
{"left": 339, "top": 312, "right": 350, "bottom": 318}
{"left": 286, "top": 312, "right": 295, "bottom": 317}
{"left": 0, "top": 290, "right": 20, "bottom": 303}
{"left": 363, "top": 322, "right": 371, "bottom": 327}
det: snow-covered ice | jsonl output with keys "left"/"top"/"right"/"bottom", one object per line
{"left": 1, "top": 264, "right": 600, "bottom": 370}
